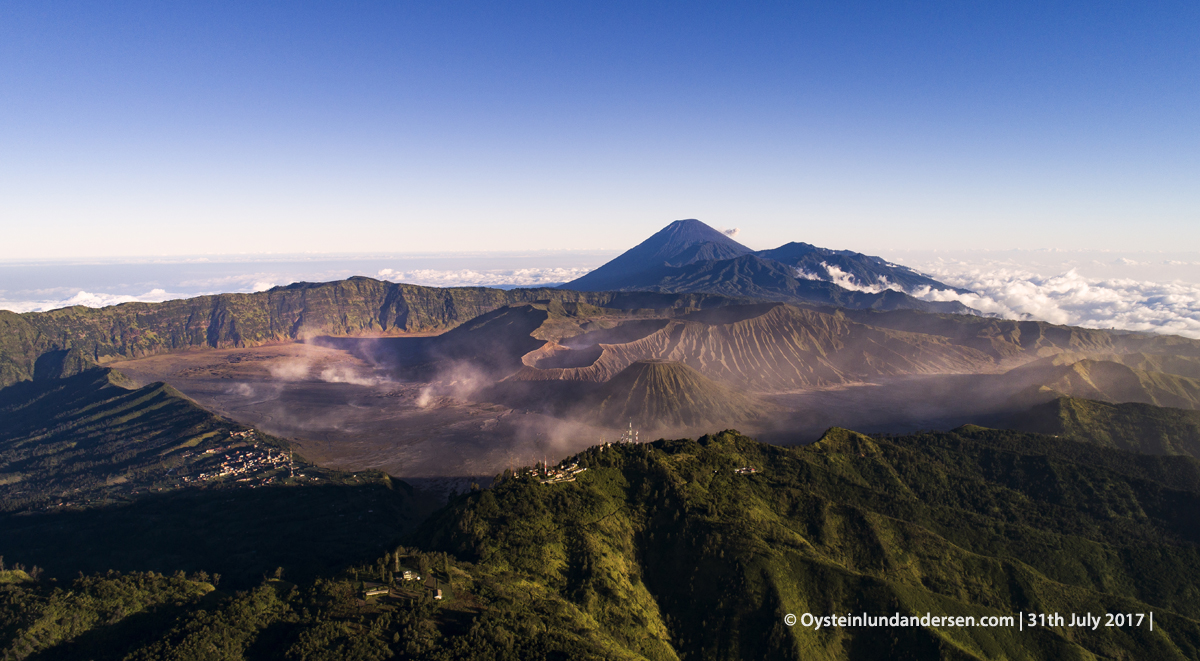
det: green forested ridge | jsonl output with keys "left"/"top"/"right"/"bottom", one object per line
{"left": 9, "top": 428, "right": 1200, "bottom": 659}
{"left": 416, "top": 429, "right": 1200, "bottom": 660}
{"left": 5, "top": 427, "right": 1200, "bottom": 658}
{"left": 1002, "top": 395, "right": 1200, "bottom": 458}
{"left": 0, "top": 280, "right": 746, "bottom": 388}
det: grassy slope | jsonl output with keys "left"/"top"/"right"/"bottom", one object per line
{"left": 1005, "top": 396, "right": 1200, "bottom": 458}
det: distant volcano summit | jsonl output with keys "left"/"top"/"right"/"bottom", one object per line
{"left": 562, "top": 219, "right": 974, "bottom": 314}
{"left": 564, "top": 219, "right": 752, "bottom": 291}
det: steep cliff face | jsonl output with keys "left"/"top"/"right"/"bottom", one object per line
{"left": 0, "top": 311, "right": 40, "bottom": 387}
{"left": 0, "top": 279, "right": 745, "bottom": 388}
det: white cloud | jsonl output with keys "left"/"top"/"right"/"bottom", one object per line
{"left": 376, "top": 267, "right": 591, "bottom": 288}
{"left": 822, "top": 264, "right": 897, "bottom": 294}
{"left": 909, "top": 266, "right": 1200, "bottom": 339}
{"left": 795, "top": 254, "right": 1200, "bottom": 340}
{"left": 794, "top": 263, "right": 900, "bottom": 295}
{"left": 6, "top": 253, "right": 1197, "bottom": 342}
{"left": 0, "top": 288, "right": 184, "bottom": 313}
{"left": 722, "top": 227, "right": 741, "bottom": 238}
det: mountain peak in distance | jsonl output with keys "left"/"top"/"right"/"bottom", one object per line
{"left": 563, "top": 219, "right": 751, "bottom": 291}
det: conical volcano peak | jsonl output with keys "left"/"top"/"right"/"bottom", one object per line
{"left": 559, "top": 217, "right": 970, "bottom": 313}
{"left": 562, "top": 219, "right": 752, "bottom": 291}
{"left": 592, "top": 359, "right": 769, "bottom": 430}
{"left": 647, "top": 219, "right": 749, "bottom": 258}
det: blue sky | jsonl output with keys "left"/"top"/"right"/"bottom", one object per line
{"left": 2, "top": 1, "right": 1197, "bottom": 258}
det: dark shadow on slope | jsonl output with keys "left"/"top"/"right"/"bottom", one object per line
{"left": 0, "top": 480, "right": 424, "bottom": 589}
{"left": 315, "top": 304, "right": 550, "bottom": 380}
{"left": 312, "top": 335, "right": 439, "bottom": 372}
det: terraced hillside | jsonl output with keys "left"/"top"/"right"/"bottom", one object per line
{"left": 0, "top": 367, "right": 280, "bottom": 512}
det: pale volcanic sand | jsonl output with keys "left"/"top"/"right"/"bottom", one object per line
{"left": 758, "top": 373, "right": 1027, "bottom": 444}
{"left": 111, "top": 343, "right": 1024, "bottom": 479}
{"left": 110, "top": 342, "right": 611, "bottom": 480}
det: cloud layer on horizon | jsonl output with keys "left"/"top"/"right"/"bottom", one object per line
{"left": 375, "top": 267, "right": 591, "bottom": 288}
{"left": 790, "top": 256, "right": 1200, "bottom": 340}
{"left": 913, "top": 268, "right": 1200, "bottom": 339}
{"left": 3, "top": 259, "right": 1198, "bottom": 342}
{"left": 0, "top": 267, "right": 594, "bottom": 313}
{"left": 0, "top": 288, "right": 187, "bottom": 313}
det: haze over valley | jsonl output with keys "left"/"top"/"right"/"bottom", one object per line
{"left": 7, "top": 220, "right": 1200, "bottom": 485}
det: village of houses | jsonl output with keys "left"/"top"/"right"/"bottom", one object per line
{"left": 175, "top": 429, "right": 302, "bottom": 488}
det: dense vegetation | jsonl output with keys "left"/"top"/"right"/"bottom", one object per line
{"left": 421, "top": 429, "right": 1200, "bottom": 659}
{"left": 1004, "top": 395, "right": 1200, "bottom": 458}
{"left": 5, "top": 427, "right": 1200, "bottom": 659}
